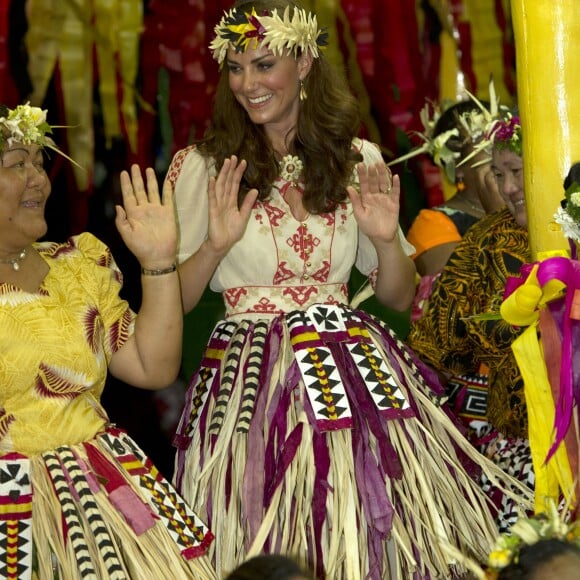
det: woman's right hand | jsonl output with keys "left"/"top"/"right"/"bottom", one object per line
{"left": 206, "top": 155, "right": 258, "bottom": 256}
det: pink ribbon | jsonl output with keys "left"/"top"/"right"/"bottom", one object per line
{"left": 503, "top": 256, "right": 580, "bottom": 460}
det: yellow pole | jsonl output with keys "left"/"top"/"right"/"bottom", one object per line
{"left": 511, "top": 0, "right": 580, "bottom": 258}
{"left": 510, "top": 0, "right": 580, "bottom": 514}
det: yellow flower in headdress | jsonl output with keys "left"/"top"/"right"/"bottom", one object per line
{"left": 487, "top": 549, "right": 511, "bottom": 569}
{"left": 0, "top": 103, "right": 51, "bottom": 149}
{"left": 0, "top": 103, "right": 81, "bottom": 168}
{"left": 210, "top": 6, "right": 328, "bottom": 66}
{"left": 485, "top": 500, "right": 580, "bottom": 574}
{"left": 227, "top": 9, "right": 266, "bottom": 53}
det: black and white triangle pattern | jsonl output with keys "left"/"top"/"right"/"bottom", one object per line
{"left": 297, "top": 346, "right": 351, "bottom": 421}
{"left": 0, "top": 457, "right": 32, "bottom": 579}
{"left": 348, "top": 342, "right": 410, "bottom": 411}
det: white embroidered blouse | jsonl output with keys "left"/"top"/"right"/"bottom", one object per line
{"left": 167, "top": 138, "right": 414, "bottom": 320}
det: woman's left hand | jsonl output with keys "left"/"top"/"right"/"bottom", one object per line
{"left": 116, "top": 164, "right": 177, "bottom": 269}
{"left": 347, "top": 162, "right": 401, "bottom": 243}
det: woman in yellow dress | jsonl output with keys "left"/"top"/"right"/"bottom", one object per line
{"left": 0, "top": 102, "right": 215, "bottom": 579}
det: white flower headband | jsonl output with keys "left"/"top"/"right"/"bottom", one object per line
{"left": 0, "top": 103, "right": 53, "bottom": 149}
{"left": 387, "top": 79, "right": 512, "bottom": 183}
{"left": 209, "top": 6, "right": 328, "bottom": 66}
{"left": 385, "top": 101, "right": 463, "bottom": 183}
{"left": 0, "top": 102, "right": 80, "bottom": 167}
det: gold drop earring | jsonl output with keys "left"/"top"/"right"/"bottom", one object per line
{"left": 299, "top": 80, "right": 307, "bottom": 102}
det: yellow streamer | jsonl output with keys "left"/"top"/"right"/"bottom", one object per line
{"left": 25, "top": 0, "right": 61, "bottom": 104}
{"left": 94, "top": 0, "right": 122, "bottom": 149}
{"left": 501, "top": 265, "right": 574, "bottom": 513}
{"left": 26, "top": 0, "right": 93, "bottom": 191}
{"left": 25, "top": 0, "right": 143, "bottom": 191}
{"left": 511, "top": 327, "right": 574, "bottom": 513}
{"left": 94, "top": 0, "right": 143, "bottom": 152}
{"left": 117, "top": 0, "right": 143, "bottom": 153}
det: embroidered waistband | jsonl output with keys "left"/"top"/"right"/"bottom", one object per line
{"left": 223, "top": 282, "right": 349, "bottom": 319}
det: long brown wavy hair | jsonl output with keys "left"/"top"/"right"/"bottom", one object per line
{"left": 196, "top": 0, "right": 363, "bottom": 214}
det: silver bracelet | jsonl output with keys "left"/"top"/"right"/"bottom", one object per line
{"left": 141, "top": 264, "right": 177, "bottom": 276}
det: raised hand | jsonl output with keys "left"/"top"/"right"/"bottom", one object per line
{"left": 206, "top": 155, "right": 259, "bottom": 256}
{"left": 347, "top": 162, "right": 401, "bottom": 243}
{"left": 116, "top": 164, "right": 177, "bottom": 269}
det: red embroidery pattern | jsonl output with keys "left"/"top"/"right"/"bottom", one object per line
{"left": 286, "top": 231, "right": 302, "bottom": 253}
{"left": 312, "top": 261, "right": 330, "bottom": 283}
{"left": 282, "top": 285, "right": 318, "bottom": 306}
{"left": 166, "top": 145, "right": 196, "bottom": 186}
{"left": 286, "top": 223, "right": 320, "bottom": 261}
{"left": 273, "top": 262, "right": 294, "bottom": 285}
{"left": 254, "top": 297, "right": 279, "bottom": 313}
{"left": 224, "top": 287, "right": 248, "bottom": 308}
{"left": 325, "top": 294, "right": 343, "bottom": 304}
{"left": 320, "top": 211, "right": 337, "bottom": 226}
{"left": 302, "top": 231, "right": 320, "bottom": 260}
{"left": 263, "top": 201, "right": 286, "bottom": 227}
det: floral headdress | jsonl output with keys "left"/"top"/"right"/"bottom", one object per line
{"left": 458, "top": 108, "right": 521, "bottom": 172}
{"left": 554, "top": 178, "right": 580, "bottom": 243}
{"left": 209, "top": 6, "right": 328, "bottom": 66}
{"left": 0, "top": 102, "right": 79, "bottom": 166}
{"left": 484, "top": 502, "right": 580, "bottom": 578}
{"left": 387, "top": 80, "right": 503, "bottom": 183}
{"left": 487, "top": 111, "right": 522, "bottom": 155}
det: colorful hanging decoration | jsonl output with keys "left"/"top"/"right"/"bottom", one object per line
{"left": 25, "top": 0, "right": 143, "bottom": 192}
{"left": 500, "top": 261, "right": 577, "bottom": 514}
{"left": 137, "top": 1, "right": 227, "bottom": 164}
{"left": 0, "top": 0, "right": 11, "bottom": 105}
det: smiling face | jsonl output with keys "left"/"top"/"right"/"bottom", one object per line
{"left": 226, "top": 44, "right": 312, "bottom": 145}
{"left": 0, "top": 143, "right": 51, "bottom": 255}
{"left": 462, "top": 147, "right": 505, "bottom": 213}
{"left": 491, "top": 148, "right": 526, "bottom": 227}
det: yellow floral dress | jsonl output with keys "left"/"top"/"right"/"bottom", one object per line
{"left": 0, "top": 233, "right": 215, "bottom": 579}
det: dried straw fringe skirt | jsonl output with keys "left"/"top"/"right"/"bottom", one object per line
{"left": 0, "top": 428, "right": 215, "bottom": 579}
{"left": 174, "top": 304, "right": 532, "bottom": 579}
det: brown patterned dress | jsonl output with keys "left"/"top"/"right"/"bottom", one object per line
{"left": 407, "top": 207, "right": 533, "bottom": 529}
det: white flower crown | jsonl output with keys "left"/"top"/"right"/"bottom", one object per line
{"left": 0, "top": 103, "right": 52, "bottom": 149}
{"left": 387, "top": 79, "right": 513, "bottom": 183}
{"left": 209, "top": 6, "right": 328, "bottom": 65}
{"left": 0, "top": 102, "right": 80, "bottom": 167}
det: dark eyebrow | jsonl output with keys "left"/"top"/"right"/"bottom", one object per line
{"left": 3, "top": 147, "right": 29, "bottom": 155}
{"left": 226, "top": 53, "right": 274, "bottom": 67}
{"left": 1, "top": 147, "right": 44, "bottom": 163}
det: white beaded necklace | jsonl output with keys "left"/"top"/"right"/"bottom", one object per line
{"left": 0, "top": 248, "right": 27, "bottom": 271}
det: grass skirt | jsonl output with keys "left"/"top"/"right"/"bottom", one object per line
{"left": 174, "top": 304, "right": 532, "bottom": 579}
{"left": 0, "top": 428, "right": 215, "bottom": 579}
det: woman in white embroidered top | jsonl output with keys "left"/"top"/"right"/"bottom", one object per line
{"left": 168, "top": 1, "right": 527, "bottom": 578}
